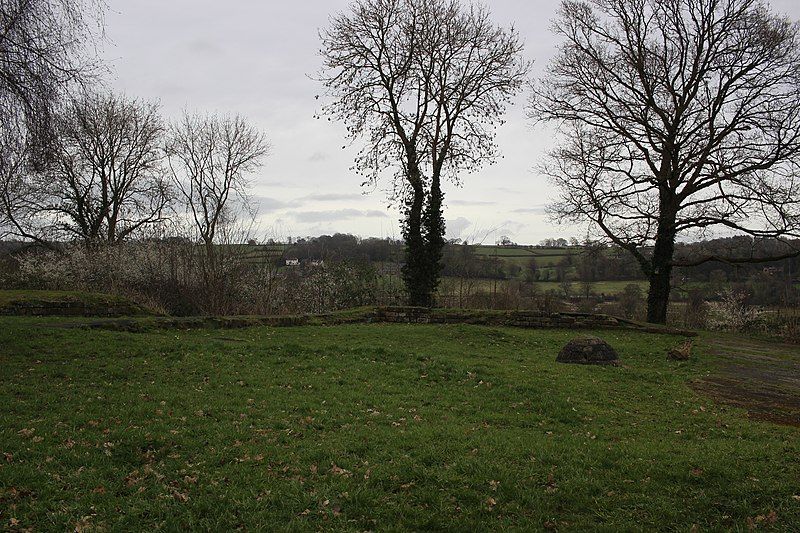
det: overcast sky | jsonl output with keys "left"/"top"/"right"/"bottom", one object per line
{"left": 101, "top": 0, "right": 800, "bottom": 245}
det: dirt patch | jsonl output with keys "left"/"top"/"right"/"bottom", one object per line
{"left": 693, "top": 336, "right": 800, "bottom": 426}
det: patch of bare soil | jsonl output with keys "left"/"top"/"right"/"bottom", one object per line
{"left": 693, "top": 336, "right": 800, "bottom": 426}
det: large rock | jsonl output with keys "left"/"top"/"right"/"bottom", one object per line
{"left": 557, "top": 336, "right": 619, "bottom": 366}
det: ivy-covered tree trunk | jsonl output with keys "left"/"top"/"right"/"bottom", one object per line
{"left": 402, "top": 177, "right": 429, "bottom": 307}
{"left": 423, "top": 173, "right": 446, "bottom": 305}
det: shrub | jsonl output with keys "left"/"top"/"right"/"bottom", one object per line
{"left": 707, "top": 288, "right": 764, "bottom": 331}
{"left": 683, "top": 289, "right": 708, "bottom": 329}
{"left": 610, "top": 283, "right": 644, "bottom": 320}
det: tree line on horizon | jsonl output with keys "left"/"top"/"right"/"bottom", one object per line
{"left": 3, "top": 0, "right": 800, "bottom": 324}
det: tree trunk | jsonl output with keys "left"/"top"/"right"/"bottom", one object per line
{"left": 646, "top": 223, "right": 677, "bottom": 324}
{"left": 423, "top": 173, "right": 445, "bottom": 304}
{"left": 402, "top": 178, "right": 429, "bottom": 306}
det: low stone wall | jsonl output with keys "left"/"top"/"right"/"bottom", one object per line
{"left": 61, "top": 305, "right": 694, "bottom": 336}
{"left": 370, "top": 307, "right": 628, "bottom": 330}
{"left": 0, "top": 300, "right": 144, "bottom": 318}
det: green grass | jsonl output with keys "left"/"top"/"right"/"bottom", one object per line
{"left": 534, "top": 280, "right": 650, "bottom": 295}
{"left": 472, "top": 246, "right": 580, "bottom": 268}
{"left": 1, "top": 318, "right": 798, "bottom": 531}
{"left": 0, "top": 290, "right": 137, "bottom": 308}
{"left": 0, "top": 290, "right": 152, "bottom": 318}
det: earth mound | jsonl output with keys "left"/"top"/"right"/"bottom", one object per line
{"left": 557, "top": 336, "right": 619, "bottom": 366}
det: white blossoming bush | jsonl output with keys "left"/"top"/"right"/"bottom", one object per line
{"left": 9, "top": 243, "right": 400, "bottom": 316}
{"left": 707, "top": 288, "right": 765, "bottom": 332}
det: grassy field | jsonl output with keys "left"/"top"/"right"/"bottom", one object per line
{"left": 2, "top": 318, "right": 799, "bottom": 530}
{"left": 472, "top": 245, "right": 580, "bottom": 269}
{"left": 439, "top": 278, "right": 649, "bottom": 296}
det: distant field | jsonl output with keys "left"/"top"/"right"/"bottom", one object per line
{"left": 439, "top": 278, "right": 649, "bottom": 296}
{"left": 233, "top": 243, "right": 589, "bottom": 273}
{"left": 2, "top": 317, "right": 798, "bottom": 530}
{"left": 528, "top": 280, "right": 649, "bottom": 295}
{"left": 472, "top": 245, "right": 581, "bottom": 268}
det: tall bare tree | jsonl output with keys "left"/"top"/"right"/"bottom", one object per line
{"left": 529, "top": 0, "right": 800, "bottom": 324}
{"left": 319, "top": 0, "right": 529, "bottom": 306}
{"left": 165, "top": 112, "right": 269, "bottom": 314}
{"left": 43, "top": 91, "right": 171, "bottom": 243}
{"left": 1, "top": 0, "right": 104, "bottom": 161}
{"left": 166, "top": 112, "right": 269, "bottom": 254}
{"left": 1, "top": 0, "right": 104, "bottom": 242}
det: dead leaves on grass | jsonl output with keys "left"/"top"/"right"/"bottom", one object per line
{"left": 545, "top": 470, "right": 558, "bottom": 494}
{"left": 747, "top": 510, "right": 778, "bottom": 530}
{"left": 330, "top": 463, "right": 352, "bottom": 477}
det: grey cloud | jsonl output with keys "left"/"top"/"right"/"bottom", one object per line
{"left": 449, "top": 199, "right": 497, "bottom": 207}
{"left": 307, "top": 151, "right": 329, "bottom": 162}
{"left": 260, "top": 180, "right": 306, "bottom": 189}
{"left": 512, "top": 206, "right": 547, "bottom": 215}
{"left": 254, "top": 193, "right": 369, "bottom": 213}
{"left": 187, "top": 39, "right": 222, "bottom": 56}
{"left": 293, "top": 209, "right": 388, "bottom": 223}
{"left": 301, "top": 193, "right": 365, "bottom": 202}
{"left": 500, "top": 220, "right": 528, "bottom": 234}
{"left": 254, "top": 196, "right": 288, "bottom": 212}
{"left": 446, "top": 217, "right": 473, "bottom": 240}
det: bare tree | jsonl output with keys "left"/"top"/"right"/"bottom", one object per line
{"left": 1, "top": 0, "right": 104, "bottom": 162}
{"left": 319, "top": 0, "right": 529, "bottom": 306}
{"left": 530, "top": 0, "right": 800, "bottom": 324}
{"left": 41, "top": 91, "right": 171, "bottom": 243}
{"left": 0, "top": 110, "right": 46, "bottom": 241}
{"left": 166, "top": 112, "right": 269, "bottom": 254}
{"left": 165, "top": 112, "right": 269, "bottom": 314}
{"left": 1, "top": 0, "right": 104, "bottom": 243}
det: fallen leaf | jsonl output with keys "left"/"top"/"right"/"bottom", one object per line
{"left": 330, "top": 464, "right": 352, "bottom": 477}
{"left": 124, "top": 471, "right": 142, "bottom": 487}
